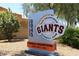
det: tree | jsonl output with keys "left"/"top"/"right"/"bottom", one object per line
{"left": 22, "top": 3, "right": 53, "bottom": 16}
{"left": 22, "top": 3, "right": 79, "bottom": 27}
{"left": 53, "top": 3, "right": 79, "bottom": 27}
{"left": 0, "top": 9, "right": 20, "bottom": 42}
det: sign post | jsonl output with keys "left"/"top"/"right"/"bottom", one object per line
{"left": 26, "top": 9, "right": 67, "bottom": 56}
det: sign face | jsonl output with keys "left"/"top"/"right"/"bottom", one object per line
{"left": 28, "top": 10, "right": 67, "bottom": 44}
{"left": 27, "top": 9, "right": 67, "bottom": 54}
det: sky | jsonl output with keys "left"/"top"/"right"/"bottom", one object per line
{"left": 0, "top": 3, "right": 26, "bottom": 18}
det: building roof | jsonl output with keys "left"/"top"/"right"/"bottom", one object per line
{"left": 0, "top": 7, "right": 7, "bottom": 11}
{"left": 13, "top": 13, "right": 22, "bottom": 18}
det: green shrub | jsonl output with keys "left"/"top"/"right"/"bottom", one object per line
{"left": 0, "top": 9, "right": 20, "bottom": 42}
{"left": 60, "top": 27, "right": 79, "bottom": 49}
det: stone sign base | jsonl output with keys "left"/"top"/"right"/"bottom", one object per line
{"left": 25, "top": 49, "right": 59, "bottom": 56}
{"left": 25, "top": 41, "right": 59, "bottom": 56}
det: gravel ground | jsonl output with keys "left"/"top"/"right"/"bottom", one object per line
{"left": 0, "top": 39, "right": 79, "bottom": 56}
{"left": 57, "top": 43, "right": 79, "bottom": 56}
{"left": 0, "top": 39, "right": 27, "bottom": 56}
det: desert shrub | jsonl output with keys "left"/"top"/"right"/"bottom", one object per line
{"left": 60, "top": 27, "right": 79, "bottom": 49}
{"left": 0, "top": 9, "right": 20, "bottom": 42}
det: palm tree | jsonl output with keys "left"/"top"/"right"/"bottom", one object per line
{"left": 22, "top": 3, "right": 53, "bottom": 16}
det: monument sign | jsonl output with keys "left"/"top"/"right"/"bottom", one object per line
{"left": 27, "top": 9, "right": 67, "bottom": 56}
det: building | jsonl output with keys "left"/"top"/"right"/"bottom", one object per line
{"left": 0, "top": 7, "right": 28, "bottom": 39}
{"left": 0, "top": 7, "right": 7, "bottom": 13}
